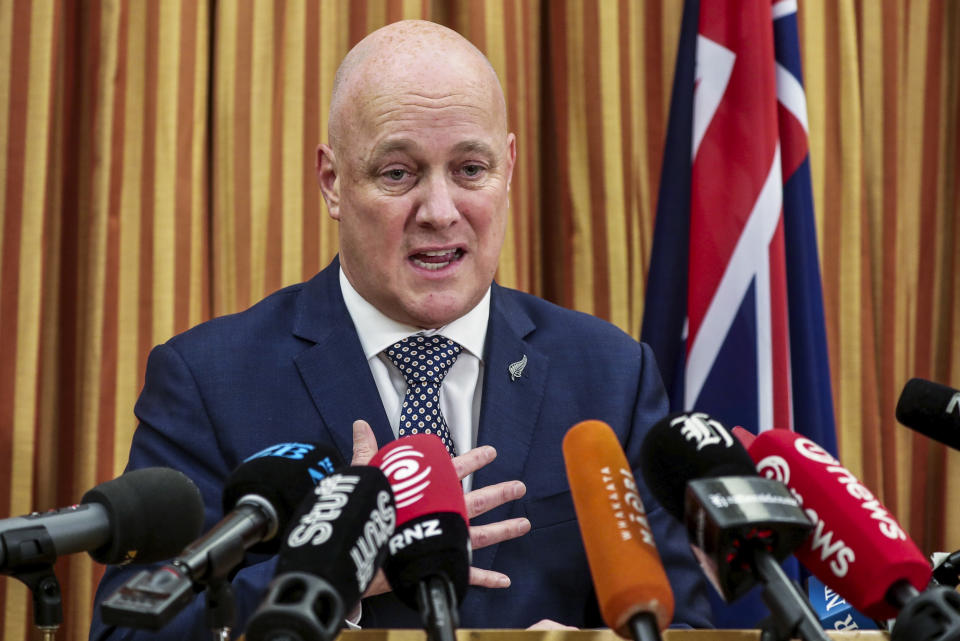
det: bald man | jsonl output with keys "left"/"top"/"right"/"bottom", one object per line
{"left": 90, "top": 21, "right": 712, "bottom": 639}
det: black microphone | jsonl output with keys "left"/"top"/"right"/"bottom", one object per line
{"left": 245, "top": 466, "right": 396, "bottom": 641}
{"left": 0, "top": 467, "right": 204, "bottom": 571}
{"left": 370, "top": 435, "right": 470, "bottom": 641}
{"left": 932, "top": 551, "right": 960, "bottom": 588}
{"left": 640, "top": 412, "right": 828, "bottom": 641}
{"left": 896, "top": 378, "right": 960, "bottom": 450}
{"left": 102, "top": 442, "right": 343, "bottom": 630}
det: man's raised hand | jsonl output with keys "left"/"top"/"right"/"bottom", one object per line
{"left": 350, "top": 419, "right": 530, "bottom": 594}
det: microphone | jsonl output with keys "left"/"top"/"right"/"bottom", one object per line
{"left": 1, "top": 467, "right": 204, "bottom": 571}
{"left": 102, "top": 442, "right": 343, "bottom": 630}
{"left": 896, "top": 378, "right": 960, "bottom": 451}
{"left": 806, "top": 575, "right": 878, "bottom": 631}
{"left": 639, "top": 412, "right": 828, "bottom": 641}
{"left": 369, "top": 435, "right": 469, "bottom": 641}
{"left": 932, "top": 551, "right": 960, "bottom": 588}
{"left": 245, "top": 465, "right": 396, "bottom": 641}
{"left": 748, "top": 428, "right": 960, "bottom": 640}
{"left": 562, "top": 420, "right": 673, "bottom": 641}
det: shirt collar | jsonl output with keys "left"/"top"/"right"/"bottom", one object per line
{"left": 339, "top": 266, "right": 490, "bottom": 362}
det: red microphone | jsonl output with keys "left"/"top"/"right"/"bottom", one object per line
{"left": 369, "top": 435, "right": 469, "bottom": 641}
{"left": 748, "top": 429, "right": 930, "bottom": 620}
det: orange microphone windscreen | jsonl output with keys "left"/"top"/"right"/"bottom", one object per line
{"left": 563, "top": 420, "right": 674, "bottom": 635}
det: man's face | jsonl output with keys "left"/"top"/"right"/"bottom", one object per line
{"left": 319, "top": 65, "right": 516, "bottom": 329}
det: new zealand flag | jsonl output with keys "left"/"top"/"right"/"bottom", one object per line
{"left": 641, "top": 0, "right": 838, "bottom": 628}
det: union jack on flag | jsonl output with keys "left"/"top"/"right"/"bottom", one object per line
{"left": 641, "top": 0, "right": 838, "bottom": 627}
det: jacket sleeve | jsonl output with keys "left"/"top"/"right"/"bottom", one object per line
{"left": 88, "top": 342, "right": 275, "bottom": 641}
{"left": 625, "top": 342, "right": 715, "bottom": 629}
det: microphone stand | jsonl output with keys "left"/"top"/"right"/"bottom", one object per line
{"left": 416, "top": 575, "right": 458, "bottom": 641}
{"left": 887, "top": 581, "right": 960, "bottom": 641}
{"left": 204, "top": 578, "right": 236, "bottom": 641}
{"left": 2, "top": 527, "right": 63, "bottom": 640}
{"left": 627, "top": 612, "right": 662, "bottom": 641}
{"left": 753, "top": 553, "right": 830, "bottom": 641}
{"left": 103, "top": 501, "right": 270, "bottom": 632}
{"left": 14, "top": 565, "right": 62, "bottom": 641}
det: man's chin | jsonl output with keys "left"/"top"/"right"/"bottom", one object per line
{"left": 401, "top": 293, "right": 477, "bottom": 329}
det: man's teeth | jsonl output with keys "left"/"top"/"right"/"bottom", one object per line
{"left": 414, "top": 259, "right": 449, "bottom": 270}
{"left": 411, "top": 249, "right": 461, "bottom": 270}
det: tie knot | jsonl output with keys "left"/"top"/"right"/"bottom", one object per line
{"left": 384, "top": 335, "right": 462, "bottom": 385}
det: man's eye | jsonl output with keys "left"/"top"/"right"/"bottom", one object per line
{"left": 384, "top": 168, "right": 408, "bottom": 181}
{"left": 461, "top": 164, "right": 484, "bottom": 178}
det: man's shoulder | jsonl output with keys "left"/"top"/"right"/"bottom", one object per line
{"left": 165, "top": 281, "right": 308, "bottom": 353}
{"left": 494, "top": 285, "right": 642, "bottom": 352}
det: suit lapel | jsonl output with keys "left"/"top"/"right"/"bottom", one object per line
{"left": 291, "top": 270, "right": 546, "bottom": 570}
{"left": 470, "top": 285, "right": 548, "bottom": 568}
{"left": 292, "top": 260, "right": 395, "bottom": 464}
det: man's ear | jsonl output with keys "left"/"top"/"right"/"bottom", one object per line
{"left": 316, "top": 143, "right": 341, "bottom": 220}
{"left": 505, "top": 133, "right": 517, "bottom": 192}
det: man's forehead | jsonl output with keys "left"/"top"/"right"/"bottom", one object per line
{"left": 345, "top": 20, "right": 486, "bottom": 74}
{"left": 368, "top": 137, "right": 498, "bottom": 161}
{"left": 329, "top": 20, "right": 506, "bottom": 150}
{"left": 341, "top": 65, "right": 507, "bottom": 157}
{"left": 348, "top": 50, "right": 493, "bottom": 105}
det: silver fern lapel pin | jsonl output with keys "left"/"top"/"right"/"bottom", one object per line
{"left": 508, "top": 354, "right": 528, "bottom": 381}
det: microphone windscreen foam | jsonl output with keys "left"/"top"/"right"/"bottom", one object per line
{"left": 639, "top": 412, "right": 757, "bottom": 520}
{"left": 370, "top": 434, "right": 467, "bottom": 522}
{"left": 731, "top": 426, "right": 757, "bottom": 449}
{"left": 563, "top": 420, "right": 674, "bottom": 634}
{"left": 222, "top": 442, "right": 345, "bottom": 554}
{"left": 896, "top": 378, "right": 960, "bottom": 451}
{"left": 82, "top": 467, "right": 204, "bottom": 565}
{"left": 749, "top": 429, "right": 930, "bottom": 619}
{"left": 278, "top": 465, "right": 396, "bottom": 608}
{"left": 369, "top": 434, "right": 469, "bottom": 611}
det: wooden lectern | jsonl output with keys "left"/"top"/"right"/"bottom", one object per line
{"left": 335, "top": 630, "right": 890, "bottom": 641}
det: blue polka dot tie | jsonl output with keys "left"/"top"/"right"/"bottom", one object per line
{"left": 384, "top": 335, "right": 462, "bottom": 457}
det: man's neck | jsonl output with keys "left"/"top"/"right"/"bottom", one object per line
{"left": 338, "top": 266, "right": 491, "bottom": 361}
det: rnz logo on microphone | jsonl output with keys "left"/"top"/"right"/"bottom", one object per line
{"left": 287, "top": 474, "right": 361, "bottom": 547}
{"left": 600, "top": 465, "right": 653, "bottom": 544}
{"left": 350, "top": 490, "right": 396, "bottom": 590}
{"left": 389, "top": 519, "right": 443, "bottom": 554}
{"left": 379, "top": 445, "right": 431, "bottom": 509}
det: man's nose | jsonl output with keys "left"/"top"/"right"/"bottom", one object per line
{"left": 416, "top": 174, "right": 460, "bottom": 228}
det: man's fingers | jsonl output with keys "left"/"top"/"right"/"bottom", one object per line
{"left": 465, "top": 480, "right": 526, "bottom": 519}
{"left": 351, "top": 420, "right": 379, "bottom": 466}
{"left": 470, "top": 517, "right": 531, "bottom": 550}
{"left": 452, "top": 445, "right": 497, "bottom": 480}
{"left": 527, "top": 620, "right": 578, "bottom": 630}
{"left": 359, "top": 567, "right": 391, "bottom": 599}
{"left": 469, "top": 567, "right": 511, "bottom": 589}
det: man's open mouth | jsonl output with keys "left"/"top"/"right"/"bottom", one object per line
{"left": 410, "top": 248, "right": 464, "bottom": 271}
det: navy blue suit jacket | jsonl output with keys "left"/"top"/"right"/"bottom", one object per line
{"left": 90, "top": 258, "right": 712, "bottom": 638}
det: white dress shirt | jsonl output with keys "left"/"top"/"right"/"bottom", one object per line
{"left": 338, "top": 267, "right": 489, "bottom": 491}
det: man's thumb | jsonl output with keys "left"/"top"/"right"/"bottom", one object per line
{"left": 351, "top": 419, "right": 379, "bottom": 465}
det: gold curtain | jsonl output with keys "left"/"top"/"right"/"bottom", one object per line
{"left": 0, "top": 1, "right": 957, "bottom": 638}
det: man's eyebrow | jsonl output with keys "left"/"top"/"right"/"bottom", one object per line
{"left": 369, "top": 138, "right": 420, "bottom": 160}
{"left": 365, "top": 138, "right": 498, "bottom": 170}
{"left": 452, "top": 140, "right": 497, "bottom": 160}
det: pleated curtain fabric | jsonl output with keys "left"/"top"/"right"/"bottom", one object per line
{"left": 0, "top": 1, "right": 957, "bottom": 638}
